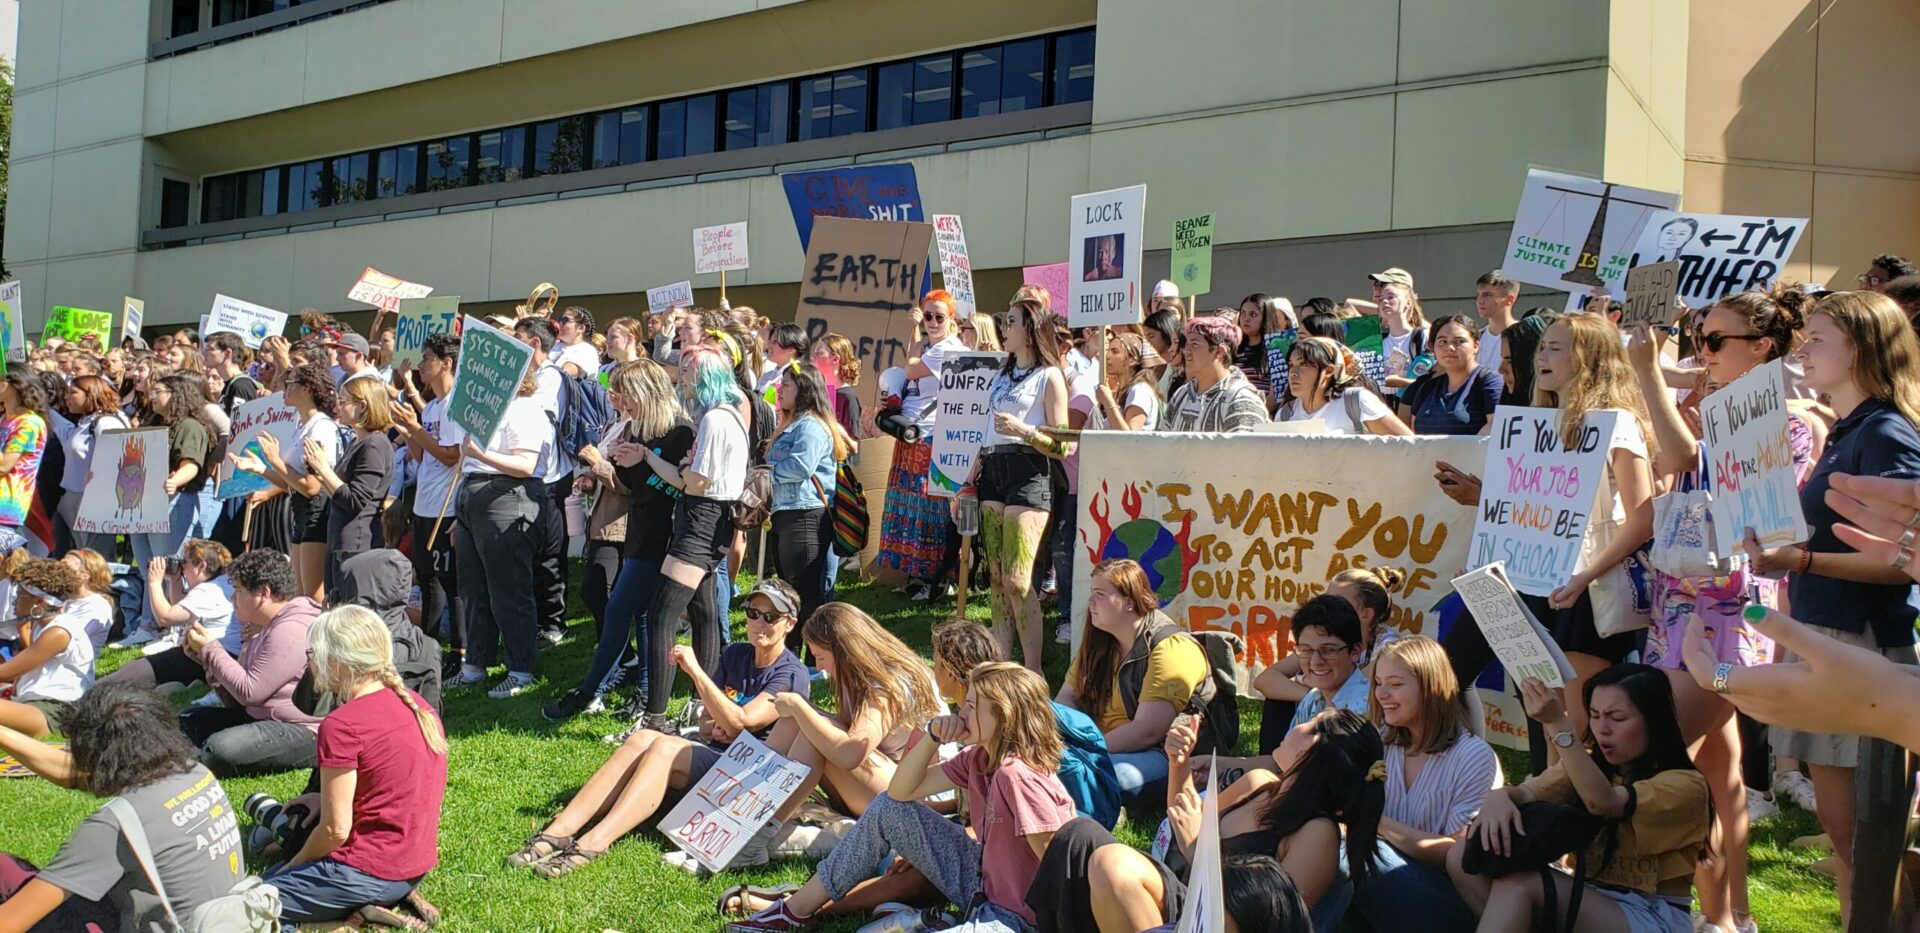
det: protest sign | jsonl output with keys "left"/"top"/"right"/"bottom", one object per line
{"left": 1174, "top": 753, "right": 1225, "bottom": 933}
{"left": 46, "top": 306, "right": 113, "bottom": 346}
{"left": 1469, "top": 406, "right": 1624, "bottom": 597}
{"left": 1620, "top": 261, "right": 1681, "bottom": 329}
{"left": 122, "top": 298, "right": 144, "bottom": 342}
{"left": 1022, "top": 263, "right": 1072, "bottom": 309}
{"left": 660, "top": 732, "right": 812, "bottom": 874}
{"left": 646, "top": 281, "right": 695, "bottom": 316}
{"left": 205, "top": 294, "right": 287, "bottom": 348}
{"left": 1069, "top": 185, "right": 1147, "bottom": 328}
{"left": 694, "top": 222, "right": 750, "bottom": 275}
{"left": 217, "top": 393, "right": 301, "bottom": 500}
{"left": 1698, "top": 360, "right": 1808, "bottom": 549}
{"left": 1453, "top": 563, "right": 1566, "bottom": 687}
{"left": 781, "top": 164, "right": 924, "bottom": 247}
{"left": 1502, "top": 169, "right": 1679, "bottom": 297}
{"left": 1073, "top": 432, "right": 1481, "bottom": 678}
{"left": 928, "top": 352, "right": 1005, "bottom": 497}
{"left": 74, "top": 429, "right": 171, "bottom": 534}
{"left": 0, "top": 281, "right": 22, "bottom": 360}
{"left": 1170, "top": 214, "right": 1215, "bottom": 298}
{"left": 346, "top": 266, "right": 433, "bottom": 315}
{"left": 447, "top": 315, "right": 535, "bottom": 443}
{"left": 1630, "top": 211, "right": 1809, "bottom": 309}
{"left": 392, "top": 296, "right": 461, "bottom": 370}
{"left": 930, "top": 214, "right": 978, "bottom": 319}
{"left": 795, "top": 216, "right": 935, "bottom": 410}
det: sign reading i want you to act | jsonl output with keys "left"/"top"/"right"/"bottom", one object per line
{"left": 794, "top": 216, "right": 934, "bottom": 409}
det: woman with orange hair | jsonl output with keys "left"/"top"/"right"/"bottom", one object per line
{"left": 876, "top": 290, "right": 967, "bottom": 601}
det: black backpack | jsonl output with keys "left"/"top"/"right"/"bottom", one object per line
{"left": 554, "top": 363, "right": 616, "bottom": 466}
{"left": 1129, "top": 623, "right": 1246, "bottom": 756}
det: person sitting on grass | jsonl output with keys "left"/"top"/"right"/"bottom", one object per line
{"left": 0, "top": 558, "right": 98, "bottom": 739}
{"left": 100, "top": 538, "right": 235, "bottom": 694}
{"left": 504, "top": 579, "right": 810, "bottom": 878}
{"left": 178, "top": 548, "right": 323, "bottom": 775}
{"left": 723, "top": 662, "right": 1076, "bottom": 932}
{"left": 56, "top": 548, "right": 115, "bottom": 654}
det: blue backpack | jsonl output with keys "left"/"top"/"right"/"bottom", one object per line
{"left": 554, "top": 364, "right": 616, "bottom": 465}
{"left": 1052, "top": 702, "right": 1121, "bottom": 829}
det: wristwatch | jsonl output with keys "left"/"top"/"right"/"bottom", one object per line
{"left": 1551, "top": 731, "right": 1576, "bottom": 749}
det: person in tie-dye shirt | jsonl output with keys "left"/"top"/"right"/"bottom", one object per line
{"left": 0, "top": 374, "right": 49, "bottom": 539}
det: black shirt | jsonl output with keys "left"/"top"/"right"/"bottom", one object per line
{"left": 1790, "top": 398, "right": 1920, "bottom": 646}
{"left": 1404, "top": 367, "right": 1503, "bottom": 436}
{"left": 218, "top": 375, "right": 261, "bottom": 417}
{"left": 614, "top": 421, "right": 697, "bottom": 562}
{"left": 325, "top": 431, "right": 395, "bottom": 553}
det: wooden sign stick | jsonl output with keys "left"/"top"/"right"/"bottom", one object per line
{"left": 241, "top": 500, "right": 256, "bottom": 548}
{"left": 426, "top": 451, "right": 464, "bottom": 550}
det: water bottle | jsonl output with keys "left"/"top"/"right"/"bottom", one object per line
{"left": 954, "top": 488, "right": 980, "bottom": 538}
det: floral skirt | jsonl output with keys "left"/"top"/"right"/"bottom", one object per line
{"left": 877, "top": 439, "right": 949, "bottom": 581}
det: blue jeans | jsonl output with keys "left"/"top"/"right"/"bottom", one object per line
{"left": 1110, "top": 747, "right": 1170, "bottom": 804}
{"left": 1318, "top": 837, "right": 1476, "bottom": 933}
{"left": 580, "top": 557, "right": 662, "bottom": 696}
{"left": 131, "top": 494, "right": 198, "bottom": 633}
{"left": 193, "top": 485, "right": 220, "bottom": 538}
{"left": 716, "top": 554, "right": 734, "bottom": 645}
{"left": 266, "top": 857, "right": 420, "bottom": 930}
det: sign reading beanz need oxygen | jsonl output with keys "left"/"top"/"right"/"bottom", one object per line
{"left": 447, "top": 315, "right": 535, "bottom": 444}
{"left": 1469, "top": 406, "right": 1623, "bottom": 597}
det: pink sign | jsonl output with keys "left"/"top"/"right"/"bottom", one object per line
{"left": 1021, "top": 263, "right": 1071, "bottom": 314}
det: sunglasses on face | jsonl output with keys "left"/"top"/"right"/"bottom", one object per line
{"left": 744, "top": 607, "right": 788, "bottom": 623}
{"left": 1695, "top": 332, "right": 1765, "bottom": 353}
{"left": 924, "top": 314, "right": 950, "bottom": 324}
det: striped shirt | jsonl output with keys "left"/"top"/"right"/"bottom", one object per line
{"left": 1164, "top": 367, "right": 1269, "bottom": 434}
{"left": 1383, "top": 730, "right": 1502, "bottom": 836}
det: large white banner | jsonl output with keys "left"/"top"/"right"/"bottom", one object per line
{"left": 1502, "top": 168, "right": 1679, "bottom": 298}
{"left": 1073, "top": 432, "right": 1482, "bottom": 678}
{"left": 1630, "top": 211, "right": 1808, "bottom": 309}
{"left": 1068, "top": 185, "right": 1147, "bottom": 327}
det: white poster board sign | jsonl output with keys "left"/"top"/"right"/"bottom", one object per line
{"left": 74, "top": 429, "right": 172, "bottom": 534}
{"left": 1453, "top": 563, "right": 1567, "bottom": 687}
{"left": 928, "top": 352, "right": 1004, "bottom": 497}
{"left": 1630, "top": 211, "right": 1808, "bottom": 309}
{"left": 347, "top": 266, "right": 434, "bottom": 315}
{"left": 1068, "top": 185, "right": 1147, "bottom": 327}
{"left": 930, "top": 214, "right": 978, "bottom": 319}
{"left": 205, "top": 294, "right": 288, "bottom": 348}
{"left": 1469, "top": 406, "right": 1623, "bottom": 597}
{"left": 217, "top": 393, "right": 301, "bottom": 500}
{"left": 647, "top": 281, "right": 695, "bottom": 316}
{"left": 1502, "top": 169, "right": 1679, "bottom": 298}
{"left": 0, "top": 281, "right": 22, "bottom": 360}
{"left": 660, "top": 733, "right": 812, "bottom": 874}
{"left": 1698, "top": 360, "right": 1808, "bottom": 549}
{"left": 694, "top": 222, "right": 751, "bottom": 274}
{"left": 122, "top": 297, "right": 145, "bottom": 342}
{"left": 391, "top": 296, "right": 461, "bottom": 370}
{"left": 1174, "top": 754, "right": 1226, "bottom": 933}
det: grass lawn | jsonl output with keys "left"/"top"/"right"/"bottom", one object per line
{"left": 0, "top": 572, "right": 1840, "bottom": 931}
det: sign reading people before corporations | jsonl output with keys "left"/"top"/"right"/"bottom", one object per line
{"left": 447, "top": 315, "right": 536, "bottom": 443}
{"left": 1620, "top": 261, "right": 1681, "bottom": 329}
{"left": 391, "top": 296, "right": 461, "bottom": 370}
{"left": 928, "top": 352, "right": 1006, "bottom": 498}
{"left": 1069, "top": 185, "right": 1147, "bottom": 328}
{"left": 1469, "top": 406, "right": 1626, "bottom": 597}
{"left": 347, "top": 266, "right": 434, "bottom": 315}
{"left": 46, "top": 306, "right": 114, "bottom": 346}
{"left": 205, "top": 295, "right": 288, "bottom": 349}
{"left": 0, "top": 281, "right": 24, "bottom": 360}
{"left": 694, "top": 222, "right": 750, "bottom": 275}
{"left": 122, "top": 298, "right": 145, "bottom": 342}
{"left": 75, "top": 429, "right": 172, "bottom": 534}
{"left": 1170, "top": 213, "right": 1215, "bottom": 298}
{"left": 1698, "top": 359, "right": 1808, "bottom": 549}
{"left": 1502, "top": 168, "right": 1679, "bottom": 298}
{"left": 217, "top": 393, "right": 300, "bottom": 500}
{"left": 660, "top": 732, "right": 811, "bottom": 874}
{"left": 1630, "top": 211, "right": 1809, "bottom": 309}
{"left": 794, "top": 216, "right": 935, "bottom": 409}
{"left": 1452, "top": 563, "right": 1567, "bottom": 688}
{"left": 930, "top": 214, "right": 978, "bottom": 319}
{"left": 1072, "top": 431, "right": 1481, "bottom": 678}
{"left": 647, "top": 281, "right": 695, "bottom": 317}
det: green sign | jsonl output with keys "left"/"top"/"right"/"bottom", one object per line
{"left": 46, "top": 306, "right": 113, "bottom": 346}
{"left": 447, "top": 315, "right": 534, "bottom": 444}
{"left": 1341, "top": 314, "right": 1383, "bottom": 356}
{"left": 1170, "top": 213, "right": 1214, "bottom": 296}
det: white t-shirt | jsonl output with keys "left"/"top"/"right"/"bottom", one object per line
{"left": 1121, "top": 381, "right": 1162, "bottom": 430}
{"left": 288, "top": 411, "right": 340, "bottom": 479}
{"left": 533, "top": 362, "right": 568, "bottom": 482}
{"left": 1382, "top": 330, "right": 1415, "bottom": 375}
{"left": 460, "top": 396, "right": 549, "bottom": 476}
{"left": 16, "top": 607, "right": 98, "bottom": 703}
{"left": 689, "top": 406, "right": 750, "bottom": 502}
{"left": 180, "top": 577, "right": 238, "bottom": 656}
{"left": 904, "top": 335, "right": 967, "bottom": 431}
{"left": 414, "top": 397, "right": 457, "bottom": 517}
{"left": 555, "top": 340, "right": 602, "bottom": 378}
{"left": 70, "top": 594, "right": 114, "bottom": 654}
{"left": 1478, "top": 327, "right": 1504, "bottom": 375}
{"left": 1282, "top": 388, "right": 1394, "bottom": 435}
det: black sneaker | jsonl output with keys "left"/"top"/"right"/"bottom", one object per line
{"left": 542, "top": 689, "right": 593, "bottom": 722}
{"left": 440, "top": 651, "right": 464, "bottom": 683}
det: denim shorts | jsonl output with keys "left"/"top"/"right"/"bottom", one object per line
{"left": 976, "top": 449, "right": 1052, "bottom": 510}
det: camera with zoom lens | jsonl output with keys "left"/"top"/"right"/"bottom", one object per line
{"left": 243, "top": 792, "right": 313, "bottom": 855}
{"left": 874, "top": 367, "right": 923, "bottom": 443}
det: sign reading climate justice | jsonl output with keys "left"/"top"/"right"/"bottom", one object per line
{"left": 1468, "top": 406, "right": 1625, "bottom": 597}
{"left": 1502, "top": 168, "right": 1679, "bottom": 298}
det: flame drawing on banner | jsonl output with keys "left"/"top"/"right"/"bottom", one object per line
{"left": 115, "top": 436, "right": 147, "bottom": 514}
{"left": 1081, "top": 480, "right": 1199, "bottom": 608}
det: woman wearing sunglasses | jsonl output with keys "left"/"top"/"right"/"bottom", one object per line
{"left": 876, "top": 290, "right": 967, "bottom": 602}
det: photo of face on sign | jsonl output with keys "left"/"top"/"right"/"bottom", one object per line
{"left": 1084, "top": 234, "right": 1125, "bottom": 282}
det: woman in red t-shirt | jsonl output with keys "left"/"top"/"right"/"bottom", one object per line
{"left": 261, "top": 606, "right": 447, "bottom": 928}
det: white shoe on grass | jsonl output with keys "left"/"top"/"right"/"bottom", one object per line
{"left": 487, "top": 673, "right": 535, "bottom": 699}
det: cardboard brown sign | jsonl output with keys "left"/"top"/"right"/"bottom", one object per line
{"left": 1621, "top": 260, "right": 1681, "bottom": 329}
{"left": 795, "top": 215, "right": 935, "bottom": 409}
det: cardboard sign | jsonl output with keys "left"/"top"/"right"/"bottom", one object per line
{"left": 347, "top": 266, "right": 433, "bottom": 315}
{"left": 931, "top": 214, "right": 978, "bottom": 319}
{"left": 1073, "top": 431, "right": 1482, "bottom": 678}
{"left": 1630, "top": 211, "right": 1809, "bottom": 309}
{"left": 74, "top": 429, "right": 171, "bottom": 534}
{"left": 1620, "top": 261, "right": 1681, "bottom": 329}
{"left": 1069, "top": 185, "right": 1147, "bottom": 327}
{"left": 1174, "top": 753, "right": 1226, "bottom": 933}
{"left": 647, "top": 281, "right": 695, "bottom": 316}
{"left": 0, "top": 281, "right": 22, "bottom": 361}
{"left": 218, "top": 393, "right": 301, "bottom": 500}
{"left": 1469, "top": 406, "right": 1624, "bottom": 597}
{"left": 1698, "top": 360, "right": 1809, "bottom": 549}
{"left": 447, "top": 315, "right": 535, "bottom": 443}
{"left": 794, "top": 216, "right": 935, "bottom": 410}
{"left": 694, "top": 222, "right": 750, "bottom": 275}
{"left": 46, "top": 306, "right": 113, "bottom": 346}
{"left": 1502, "top": 169, "right": 1679, "bottom": 297}
{"left": 205, "top": 295, "right": 287, "bottom": 349}
{"left": 1171, "top": 214, "right": 1215, "bottom": 297}
{"left": 1021, "top": 263, "right": 1072, "bottom": 312}
{"left": 122, "top": 298, "right": 145, "bottom": 342}
{"left": 1453, "top": 563, "right": 1567, "bottom": 688}
{"left": 928, "top": 352, "right": 1005, "bottom": 497}
{"left": 660, "top": 733, "right": 812, "bottom": 873}
{"left": 392, "top": 296, "right": 461, "bottom": 370}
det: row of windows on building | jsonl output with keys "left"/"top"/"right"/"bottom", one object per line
{"left": 168, "top": 0, "right": 389, "bottom": 41}
{"left": 195, "top": 30, "right": 1094, "bottom": 226}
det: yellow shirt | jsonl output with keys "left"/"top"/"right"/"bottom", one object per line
{"left": 1070, "top": 633, "right": 1209, "bottom": 733}
{"left": 1520, "top": 762, "right": 1709, "bottom": 894}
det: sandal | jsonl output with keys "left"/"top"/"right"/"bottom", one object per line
{"left": 716, "top": 882, "right": 801, "bottom": 916}
{"left": 504, "top": 832, "right": 571, "bottom": 869}
{"left": 402, "top": 890, "right": 441, "bottom": 928}
{"left": 355, "top": 905, "right": 429, "bottom": 931}
{"left": 531, "top": 841, "right": 604, "bottom": 878}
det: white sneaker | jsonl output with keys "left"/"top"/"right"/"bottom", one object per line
{"left": 660, "top": 849, "right": 710, "bottom": 876}
{"left": 189, "top": 690, "right": 225, "bottom": 708}
{"left": 110, "top": 629, "right": 158, "bottom": 649}
{"left": 1745, "top": 787, "right": 1779, "bottom": 823}
{"left": 487, "top": 673, "right": 535, "bottom": 699}
{"left": 1054, "top": 622, "right": 1072, "bottom": 644}
{"left": 141, "top": 631, "right": 182, "bottom": 656}
{"left": 1775, "top": 770, "right": 1818, "bottom": 811}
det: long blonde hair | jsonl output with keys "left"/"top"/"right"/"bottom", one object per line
{"left": 308, "top": 606, "right": 448, "bottom": 756}
{"left": 803, "top": 603, "right": 941, "bottom": 733}
{"left": 1368, "top": 636, "right": 1470, "bottom": 756}
{"left": 1533, "top": 314, "right": 1656, "bottom": 460}
{"left": 969, "top": 663, "right": 1063, "bottom": 773}
{"left": 607, "top": 358, "right": 680, "bottom": 439}
{"left": 1810, "top": 291, "right": 1920, "bottom": 429}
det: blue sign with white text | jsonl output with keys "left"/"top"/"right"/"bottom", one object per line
{"left": 780, "top": 164, "right": 926, "bottom": 249}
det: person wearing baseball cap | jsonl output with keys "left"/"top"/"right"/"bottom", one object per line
{"left": 1368, "top": 267, "right": 1414, "bottom": 302}
{"left": 324, "top": 331, "right": 381, "bottom": 387}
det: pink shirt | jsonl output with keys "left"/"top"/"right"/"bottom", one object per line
{"left": 198, "top": 597, "right": 323, "bottom": 730}
{"left": 315, "top": 688, "right": 448, "bottom": 881}
{"left": 1062, "top": 370, "right": 1097, "bottom": 495}
{"left": 940, "top": 747, "right": 1075, "bottom": 923}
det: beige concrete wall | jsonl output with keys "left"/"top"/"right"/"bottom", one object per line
{"left": 1684, "top": 0, "right": 1920, "bottom": 287}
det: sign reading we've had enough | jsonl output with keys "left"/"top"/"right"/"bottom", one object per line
{"left": 659, "top": 733, "right": 811, "bottom": 874}
{"left": 1698, "top": 360, "right": 1808, "bottom": 549}
{"left": 1469, "top": 406, "right": 1623, "bottom": 597}
{"left": 928, "top": 352, "right": 1005, "bottom": 497}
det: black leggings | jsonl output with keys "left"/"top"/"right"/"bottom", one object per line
{"left": 772, "top": 508, "right": 831, "bottom": 645}
{"left": 582, "top": 540, "right": 623, "bottom": 635}
{"left": 643, "top": 572, "right": 724, "bottom": 715}
{"left": 409, "top": 513, "right": 460, "bottom": 652}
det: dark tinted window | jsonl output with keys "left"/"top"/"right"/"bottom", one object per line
{"left": 1052, "top": 30, "right": 1096, "bottom": 105}
{"left": 531, "top": 117, "right": 590, "bottom": 176}
{"left": 260, "top": 166, "right": 284, "bottom": 215}
{"left": 999, "top": 38, "right": 1045, "bottom": 114}
{"left": 592, "top": 107, "right": 648, "bottom": 168}
{"left": 330, "top": 153, "right": 371, "bottom": 204}
{"left": 959, "top": 46, "right": 1001, "bottom": 118}
{"left": 286, "top": 160, "right": 327, "bottom": 211}
{"left": 376, "top": 145, "right": 421, "bottom": 198}
{"left": 797, "top": 69, "right": 869, "bottom": 141}
{"left": 477, "top": 127, "right": 527, "bottom": 184}
{"left": 425, "top": 137, "right": 471, "bottom": 191}
{"left": 724, "top": 84, "right": 790, "bottom": 151}
{"left": 170, "top": 0, "right": 201, "bottom": 38}
{"left": 161, "top": 178, "right": 192, "bottom": 228}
